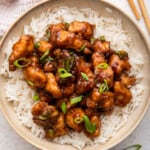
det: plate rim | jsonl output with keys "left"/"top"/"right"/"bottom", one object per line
{"left": 0, "top": 0, "right": 150, "bottom": 150}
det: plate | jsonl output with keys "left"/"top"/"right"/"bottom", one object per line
{"left": 0, "top": 0, "right": 150, "bottom": 150}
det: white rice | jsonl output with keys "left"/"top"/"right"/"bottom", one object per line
{"left": 0, "top": 7, "right": 144, "bottom": 149}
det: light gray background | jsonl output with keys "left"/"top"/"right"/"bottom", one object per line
{"left": 0, "top": 0, "right": 149, "bottom": 150}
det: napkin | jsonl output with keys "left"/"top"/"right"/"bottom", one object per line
{"left": 0, "top": 0, "right": 42, "bottom": 36}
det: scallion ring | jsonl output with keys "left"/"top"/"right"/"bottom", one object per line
{"left": 83, "top": 115, "right": 96, "bottom": 133}
{"left": 32, "top": 94, "right": 39, "bottom": 101}
{"left": 99, "top": 36, "right": 105, "bottom": 42}
{"left": 74, "top": 117, "right": 83, "bottom": 124}
{"left": 13, "top": 58, "right": 30, "bottom": 68}
{"left": 58, "top": 68, "right": 72, "bottom": 79}
{"left": 115, "top": 51, "right": 128, "bottom": 59}
{"left": 40, "top": 49, "right": 50, "bottom": 61}
{"left": 97, "top": 63, "right": 108, "bottom": 69}
{"left": 70, "top": 96, "right": 82, "bottom": 105}
{"left": 81, "top": 72, "right": 89, "bottom": 81}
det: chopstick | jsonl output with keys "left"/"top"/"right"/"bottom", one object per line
{"left": 128, "top": 0, "right": 141, "bottom": 20}
{"left": 138, "top": 0, "right": 150, "bottom": 34}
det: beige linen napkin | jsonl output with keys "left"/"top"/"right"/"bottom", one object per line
{"left": 0, "top": 0, "right": 42, "bottom": 36}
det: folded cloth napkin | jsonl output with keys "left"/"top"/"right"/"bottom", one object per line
{"left": 0, "top": 0, "right": 42, "bottom": 36}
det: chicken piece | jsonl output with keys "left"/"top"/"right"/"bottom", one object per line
{"left": 120, "top": 74, "right": 136, "bottom": 87}
{"left": 36, "top": 40, "right": 53, "bottom": 53}
{"left": 99, "top": 92, "right": 114, "bottom": 112}
{"left": 62, "top": 83, "right": 75, "bottom": 97}
{"left": 38, "top": 90, "right": 51, "bottom": 103}
{"left": 76, "top": 57, "right": 95, "bottom": 94}
{"left": 44, "top": 61, "right": 56, "bottom": 73}
{"left": 9, "top": 35, "right": 34, "bottom": 71}
{"left": 45, "top": 73, "right": 62, "bottom": 98}
{"left": 68, "top": 21, "right": 95, "bottom": 39}
{"left": 92, "top": 52, "right": 114, "bottom": 87}
{"left": 24, "top": 66, "right": 47, "bottom": 88}
{"left": 114, "top": 81, "right": 132, "bottom": 107}
{"left": 84, "top": 115, "right": 101, "bottom": 138}
{"left": 46, "top": 113, "right": 67, "bottom": 139}
{"left": 109, "top": 53, "right": 131, "bottom": 75}
{"left": 66, "top": 108, "right": 85, "bottom": 132}
{"left": 28, "top": 55, "right": 39, "bottom": 67}
{"left": 92, "top": 40, "right": 110, "bottom": 54}
{"left": 49, "top": 23, "right": 65, "bottom": 46}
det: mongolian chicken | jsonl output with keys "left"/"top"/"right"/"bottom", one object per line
{"left": 8, "top": 21, "right": 135, "bottom": 139}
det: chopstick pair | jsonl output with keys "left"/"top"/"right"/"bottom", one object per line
{"left": 128, "top": 0, "right": 150, "bottom": 34}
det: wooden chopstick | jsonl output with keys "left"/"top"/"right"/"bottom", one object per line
{"left": 138, "top": 0, "right": 150, "bottom": 34}
{"left": 128, "top": 0, "right": 141, "bottom": 20}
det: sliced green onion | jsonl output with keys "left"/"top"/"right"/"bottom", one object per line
{"left": 74, "top": 117, "right": 83, "bottom": 124}
{"left": 41, "top": 56, "right": 54, "bottom": 64}
{"left": 13, "top": 58, "right": 30, "bottom": 68}
{"left": 83, "top": 115, "right": 96, "bottom": 133}
{"left": 39, "top": 115, "right": 48, "bottom": 120}
{"left": 46, "top": 30, "right": 51, "bottom": 39}
{"left": 64, "top": 22, "right": 69, "bottom": 30}
{"left": 99, "top": 79, "right": 109, "bottom": 93}
{"left": 99, "top": 36, "right": 105, "bottom": 42}
{"left": 122, "top": 144, "right": 142, "bottom": 150}
{"left": 81, "top": 72, "right": 89, "bottom": 81}
{"left": 61, "top": 102, "right": 67, "bottom": 114}
{"left": 48, "top": 129, "right": 54, "bottom": 135}
{"left": 97, "top": 63, "right": 108, "bottom": 69}
{"left": 115, "top": 51, "right": 128, "bottom": 59}
{"left": 26, "top": 80, "right": 34, "bottom": 86}
{"left": 79, "top": 45, "right": 86, "bottom": 52}
{"left": 32, "top": 94, "right": 39, "bottom": 101}
{"left": 40, "top": 49, "right": 50, "bottom": 61}
{"left": 90, "top": 38, "right": 95, "bottom": 44}
{"left": 58, "top": 68, "right": 72, "bottom": 79}
{"left": 70, "top": 96, "right": 82, "bottom": 105}
{"left": 34, "top": 42, "right": 40, "bottom": 49}
{"left": 63, "top": 57, "right": 74, "bottom": 72}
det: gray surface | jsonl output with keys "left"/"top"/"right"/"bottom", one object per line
{"left": 0, "top": 0, "right": 149, "bottom": 150}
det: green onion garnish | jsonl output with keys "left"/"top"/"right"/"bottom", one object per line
{"left": 99, "top": 36, "right": 105, "bottom": 42}
{"left": 97, "top": 63, "right": 108, "bottom": 69}
{"left": 74, "top": 117, "right": 83, "bottom": 124}
{"left": 99, "top": 79, "right": 109, "bottom": 93}
{"left": 81, "top": 72, "right": 89, "bottom": 81}
{"left": 83, "top": 115, "right": 96, "bottom": 133}
{"left": 48, "top": 129, "right": 54, "bottom": 135}
{"left": 64, "top": 22, "right": 69, "bottom": 30}
{"left": 34, "top": 42, "right": 40, "bottom": 49}
{"left": 13, "top": 57, "right": 30, "bottom": 68}
{"left": 39, "top": 115, "right": 48, "bottom": 120}
{"left": 40, "top": 49, "right": 50, "bottom": 61}
{"left": 115, "top": 51, "right": 128, "bottom": 59}
{"left": 58, "top": 68, "right": 72, "bottom": 79}
{"left": 61, "top": 102, "right": 67, "bottom": 114}
{"left": 26, "top": 80, "right": 34, "bottom": 86}
{"left": 46, "top": 30, "right": 51, "bottom": 39}
{"left": 63, "top": 57, "right": 74, "bottom": 72}
{"left": 41, "top": 56, "right": 54, "bottom": 64}
{"left": 122, "top": 144, "right": 142, "bottom": 150}
{"left": 70, "top": 96, "right": 82, "bottom": 105}
{"left": 32, "top": 94, "right": 39, "bottom": 101}
{"left": 79, "top": 45, "right": 86, "bottom": 52}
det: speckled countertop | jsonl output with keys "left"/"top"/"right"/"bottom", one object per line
{"left": 0, "top": 0, "right": 149, "bottom": 150}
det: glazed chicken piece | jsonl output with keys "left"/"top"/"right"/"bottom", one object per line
{"left": 38, "top": 90, "right": 51, "bottom": 103}
{"left": 45, "top": 73, "right": 62, "bottom": 99}
{"left": 66, "top": 107, "right": 85, "bottom": 132}
{"left": 43, "top": 61, "right": 56, "bottom": 73}
{"left": 32, "top": 102, "right": 59, "bottom": 127}
{"left": 114, "top": 81, "right": 132, "bottom": 107}
{"left": 35, "top": 40, "right": 53, "bottom": 53}
{"left": 68, "top": 21, "right": 95, "bottom": 39}
{"left": 92, "top": 52, "right": 114, "bottom": 87}
{"left": 84, "top": 115, "right": 101, "bottom": 138}
{"left": 46, "top": 113, "right": 67, "bottom": 139}
{"left": 9, "top": 35, "right": 34, "bottom": 71}
{"left": 76, "top": 57, "right": 95, "bottom": 94}
{"left": 120, "top": 74, "right": 136, "bottom": 87}
{"left": 24, "top": 65, "right": 47, "bottom": 88}
{"left": 109, "top": 52, "right": 131, "bottom": 75}
{"left": 62, "top": 83, "right": 75, "bottom": 97}
{"left": 92, "top": 40, "right": 110, "bottom": 54}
